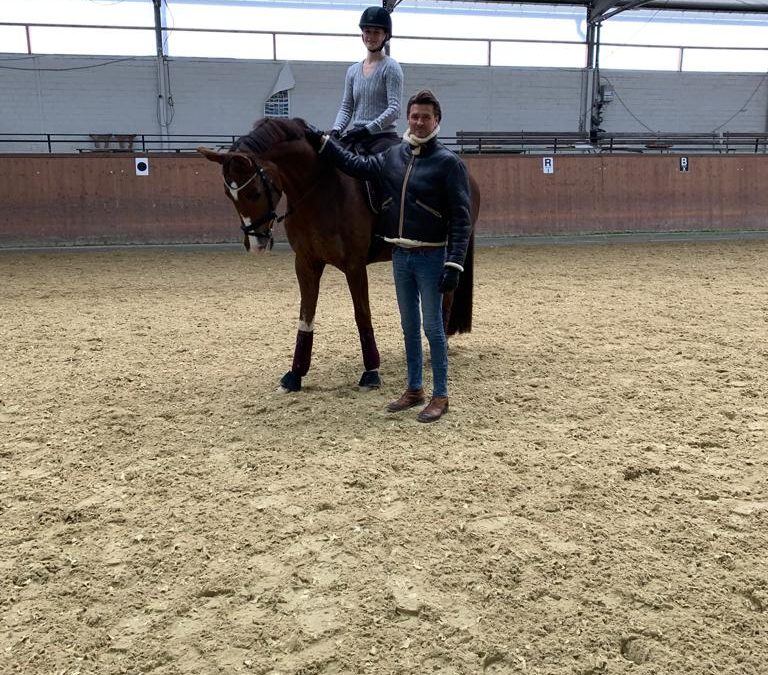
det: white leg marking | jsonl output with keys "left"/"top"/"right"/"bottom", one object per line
{"left": 298, "top": 320, "right": 314, "bottom": 332}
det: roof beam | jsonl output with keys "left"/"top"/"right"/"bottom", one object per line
{"left": 439, "top": 0, "right": 768, "bottom": 15}
{"left": 589, "top": 0, "right": 656, "bottom": 23}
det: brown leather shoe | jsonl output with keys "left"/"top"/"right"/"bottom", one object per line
{"left": 417, "top": 396, "right": 449, "bottom": 423}
{"left": 386, "top": 388, "right": 425, "bottom": 413}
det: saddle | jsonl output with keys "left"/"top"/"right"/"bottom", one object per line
{"left": 344, "top": 139, "right": 394, "bottom": 263}
{"left": 362, "top": 180, "right": 391, "bottom": 263}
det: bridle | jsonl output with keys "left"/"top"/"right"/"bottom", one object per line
{"left": 224, "top": 143, "right": 325, "bottom": 248}
{"left": 225, "top": 160, "right": 287, "bottom": 249}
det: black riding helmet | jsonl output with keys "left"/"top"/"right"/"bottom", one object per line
{"left": 359, "top": 6, "right": 392, "bottom": 37}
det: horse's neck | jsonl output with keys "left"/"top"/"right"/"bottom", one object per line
{"left": 266, "top": 145, "right": 324, "bottom": 202}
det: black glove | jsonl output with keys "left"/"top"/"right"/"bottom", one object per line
{"left": 329, "top": 129, "right": 341, "bottom": 140}
{"left": 304, "top": 124, "right": 326, "bottom": 152}
{"left": 341, "top": 126, "right": 371, "bottom": 144}
{"left": 438, "top": 266, "right": 461, "bottom": 293}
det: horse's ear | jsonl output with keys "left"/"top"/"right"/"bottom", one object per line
{"left": 231, "top": 154, "right": 253, "bottom": 172}
{"left": 197, "top": 146, "right": 227, "bottom": 164}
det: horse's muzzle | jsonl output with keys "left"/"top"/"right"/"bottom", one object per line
{"left": 246, "top": 232, "right": 274, "bottom": 254}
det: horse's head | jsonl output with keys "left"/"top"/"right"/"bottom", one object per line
{"left": 197, "top": 146, "right": 283, "bottom": 254}
{"left": 197, "top": 118, "right": 317, "bottom": 254}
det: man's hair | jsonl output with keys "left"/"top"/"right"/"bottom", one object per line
{"left": 407, "top": 89, "right": 442, "bottom": 122}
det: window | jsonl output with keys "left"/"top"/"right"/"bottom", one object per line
{"left": 264, "top": 90, "right": 290, "bottom": 119}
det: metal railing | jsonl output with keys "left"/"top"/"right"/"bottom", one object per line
{"left": 1, "top": 21, "right": 767, "bottom": 70}
{"left": 3, "top": 131, "right": 768, "bottom": 155}
{"left": 596, "top": 132, "right": 768, "bottom": 155}
{"left": 0, "top": 133, "right": 239, "bottom": 154}
{"left": 454, "top": 131, "right": 768, "bottom": 154}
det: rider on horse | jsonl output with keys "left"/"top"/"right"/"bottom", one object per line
{"left": 330, "top": 6, "right": 403, "bottom": 154}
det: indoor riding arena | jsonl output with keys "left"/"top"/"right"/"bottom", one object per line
{"left": 2, "top": 2, "right": 767, "bottom": 675}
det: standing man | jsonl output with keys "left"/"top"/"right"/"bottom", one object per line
{"left": 306, "top": 90, "right": 472, "bottom": 423}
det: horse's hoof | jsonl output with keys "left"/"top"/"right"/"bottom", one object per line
{"left": 279, "top": 371, "right": 302, "bottom": 392}
{"left": 358, "top": 370, "right": 381, "bottom": 390}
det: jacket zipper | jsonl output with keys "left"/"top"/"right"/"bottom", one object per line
{"left": 398, "top": 155, "right": 416, "bottom": 238}
{"left": 416, "top": 199, "right": 442, "bottom": 218}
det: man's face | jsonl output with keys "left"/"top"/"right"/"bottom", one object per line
{"left": 408, "top": 103, "right": 439, "bottom": 138}
{"left": 361, "top": 27, "right": 386, "bottom": 51}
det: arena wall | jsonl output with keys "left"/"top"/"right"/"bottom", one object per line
{"left": 1, "top": 55, "right": 766, "bottom": 152}
{"left": 1, "top": 153, "right": 766, "bottom": 247}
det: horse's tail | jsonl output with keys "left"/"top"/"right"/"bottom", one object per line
{"left": 446, "top": 228, "right": 474, "bottom": 335}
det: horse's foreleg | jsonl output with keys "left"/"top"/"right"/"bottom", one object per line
{"left": 345, "top": 267, "right": 381, "bottom": 389}
{"left": 279, "top": 258, "right": 324, "bottom": 392}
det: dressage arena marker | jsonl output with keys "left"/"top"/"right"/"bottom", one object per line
{"left": 134, "top": 157, "right": 149, "bottom": 176}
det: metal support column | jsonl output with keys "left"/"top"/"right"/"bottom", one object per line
{"left": 579, "top": 20, "right": 599, "bottom": 135}
{"left": 584, "top": 22, "right": 602, "bottom": 143}
{"left": 153, "top": 0, "right": 173, "bottom": 148}
{"left": 383, "top": 0, "right": 402, "bottom": 57}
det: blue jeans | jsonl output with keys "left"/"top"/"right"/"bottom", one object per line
{"left": 391, "top": 246, "right": 448, "bottom": 398}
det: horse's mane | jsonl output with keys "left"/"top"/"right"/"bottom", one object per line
{"left": 232, "top": 117, "right": 308, "bottom": 154}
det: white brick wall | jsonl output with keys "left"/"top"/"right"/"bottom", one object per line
{"left": 1, "top": 54, "right": 766, "bottom": 150}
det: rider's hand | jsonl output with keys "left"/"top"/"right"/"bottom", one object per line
{"left": 304, "top": 124, "right": 326, "bottom": 152}
{"left": 329, "top": 129, "right": 341, "bottom": 140}
{"left": 341, "top": 126, "right": 371, "bottom": 144}
{"left": 438, "top": 266, "right": 461, "bottom": 293}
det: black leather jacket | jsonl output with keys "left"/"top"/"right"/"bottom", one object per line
{"left": 320, "top": 137, "right": 472, "bottom": 268}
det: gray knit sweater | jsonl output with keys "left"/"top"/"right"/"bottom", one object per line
{"left": 332, "top": 56, "right": 404, "bottom": 135}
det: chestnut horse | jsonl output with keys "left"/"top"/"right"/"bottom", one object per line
{"left": 198, "top": 118, "right": 479, "bottom": 392}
